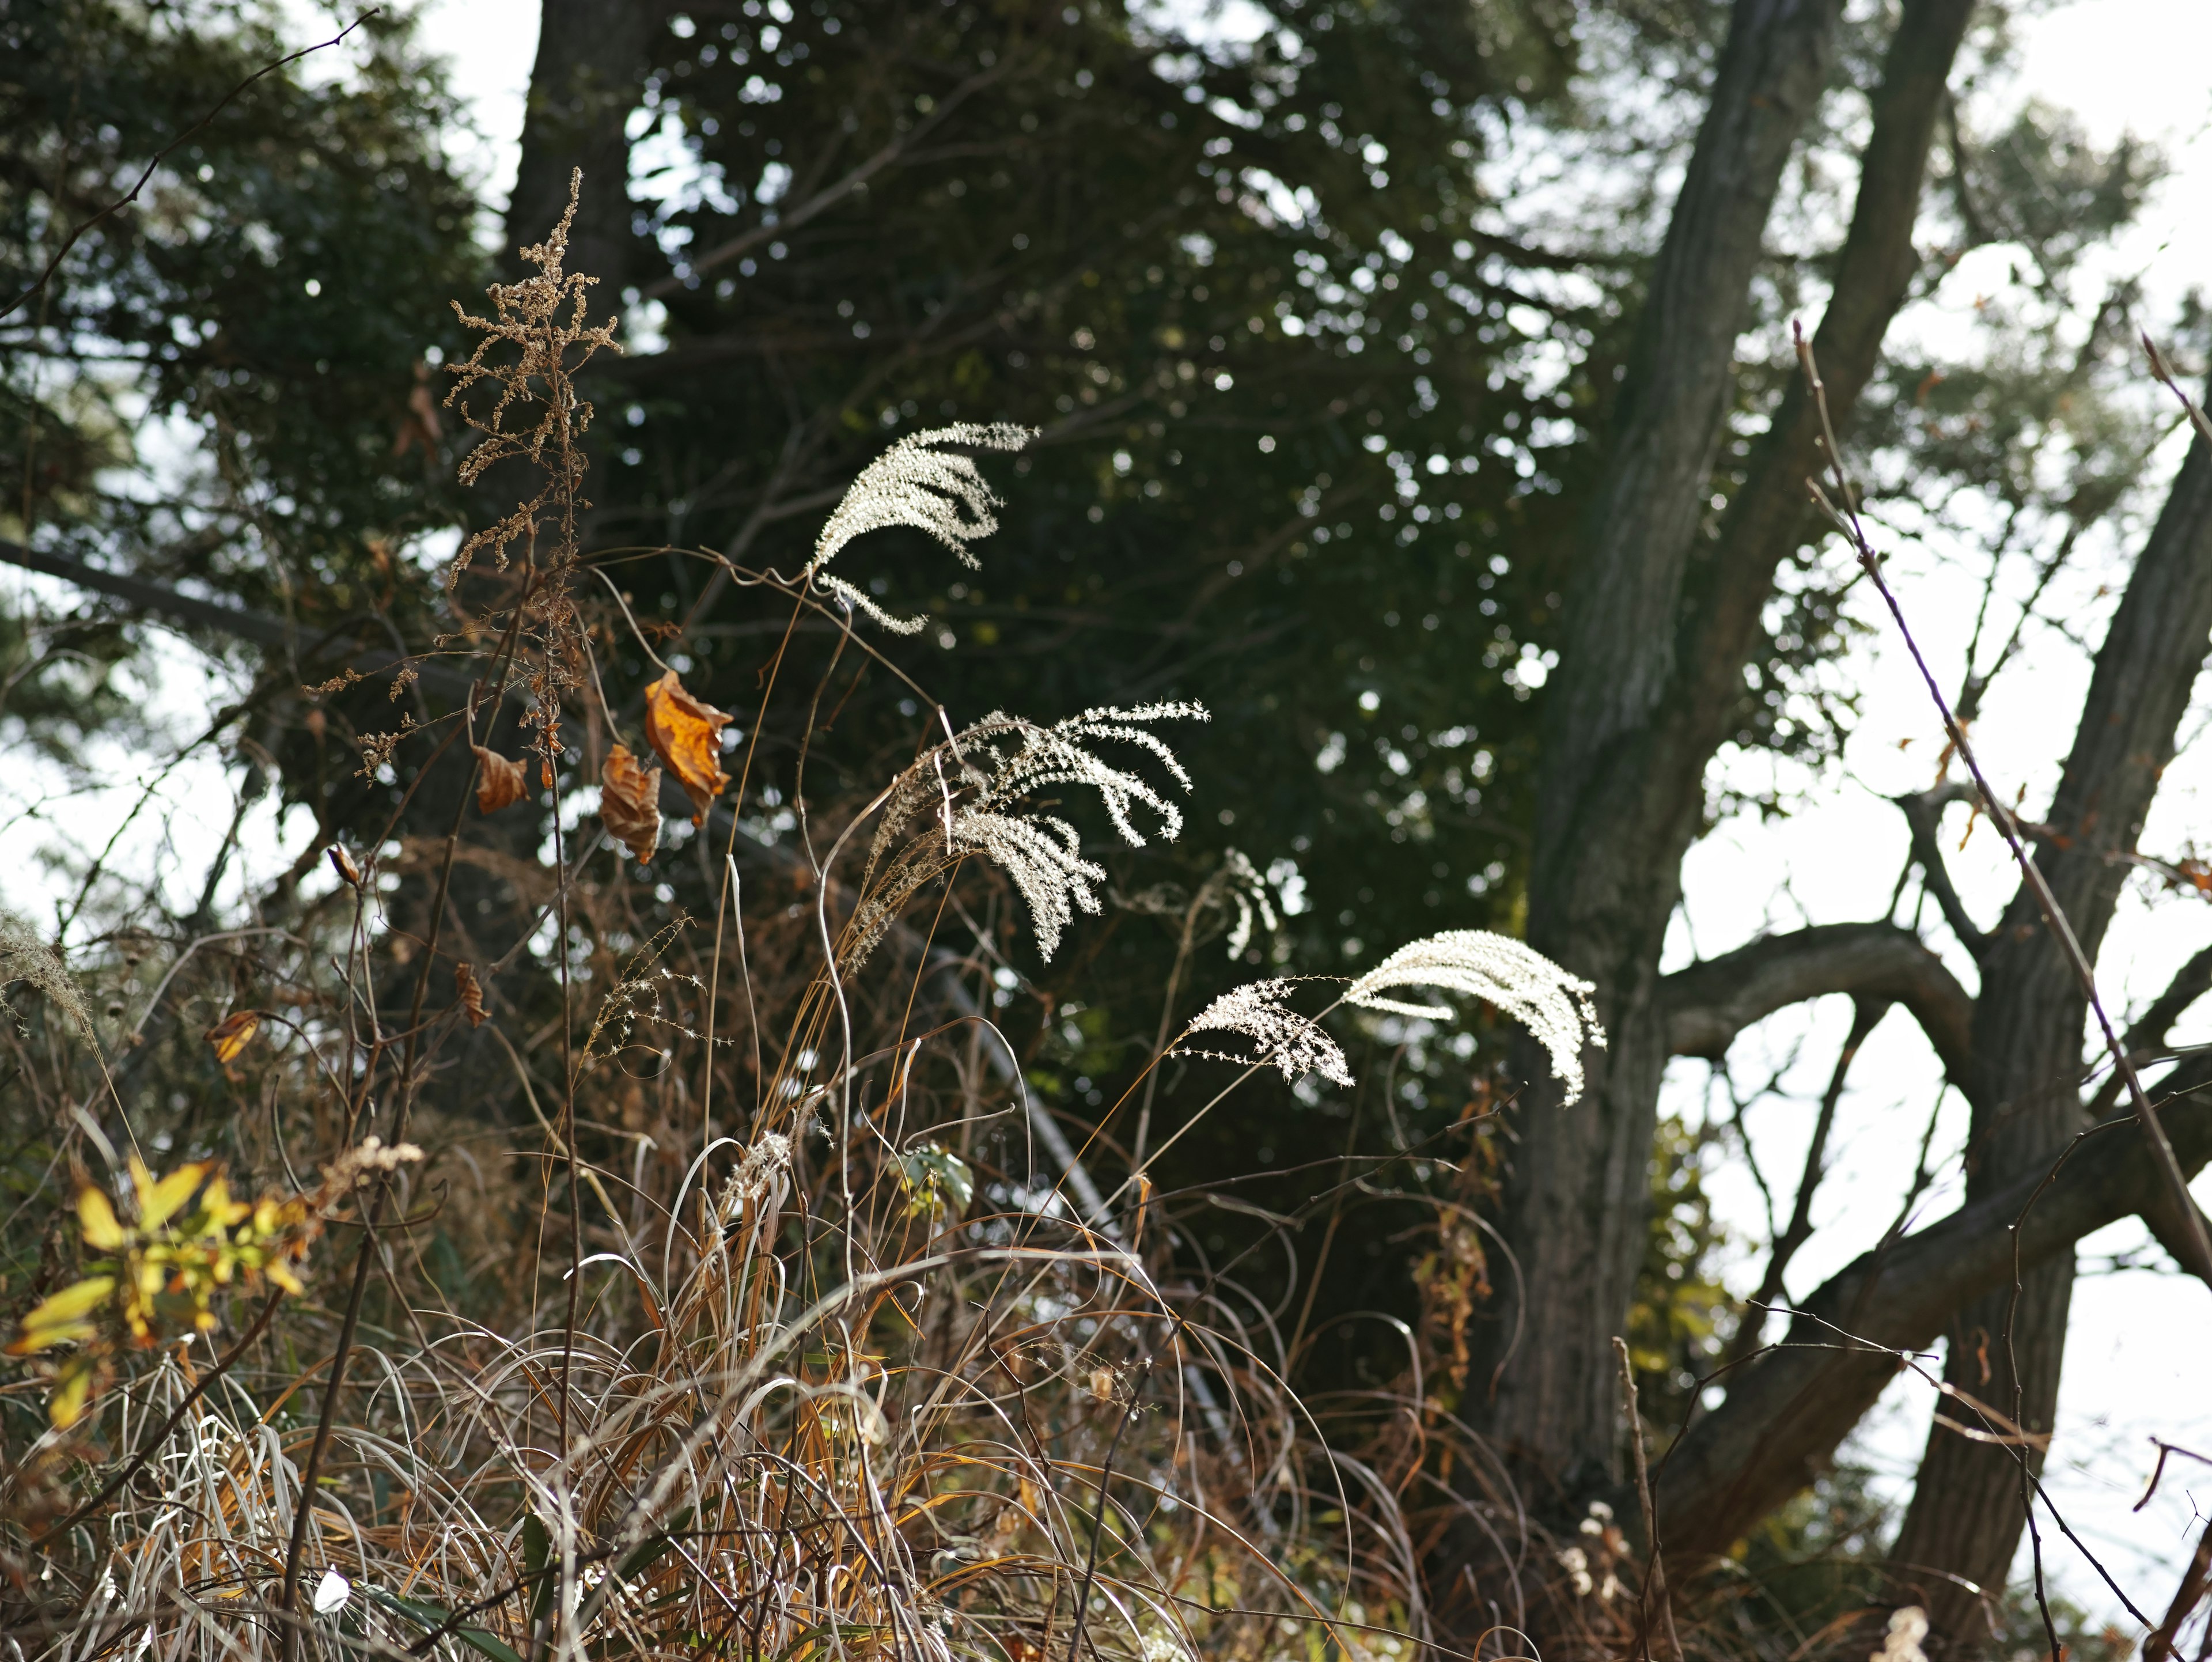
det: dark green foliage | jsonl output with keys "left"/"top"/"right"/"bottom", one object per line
{"left": 1, "top": 0, "right": 487, "bottom": 626}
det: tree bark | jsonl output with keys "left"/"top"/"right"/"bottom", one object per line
{"left": 1465, "top": 0, "right": 1997, "bottom": 1494}
{"left": 509, "top": 0, "right": 662, "bottom": 283}
{"left": 1657, "top": 920, "right": 1974, "bottom": 1077}
{"left": 1656, "top": 1056, "right": 2212, "bottom": 1558}
{"left": 1885, "top": 421, "right": 2212, "bottom": 1655}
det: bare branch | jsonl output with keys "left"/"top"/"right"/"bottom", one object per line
{"left": 639, "top": 58, "right": 1014, "bottom": 302}
{"left": 0, "top": 537, "right": 475, "bottom": 698}
{"left": 1895, "top": 782, "right": 1993, "bottom": 956}
{"left": 1657, "top": 1061, "right": 2212, "bottom": 1559}
{"left": 1657, "top": 921, "right": 1972, "bottom": 1078}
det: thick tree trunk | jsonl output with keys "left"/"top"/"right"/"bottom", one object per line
{"left": 1886, "top": 424, "right": 2212, "bottom": 1655}
{"left": 1464, "top": 0, "right": 1999, "bottom": 1498}
{"left": 1476, "top": 0, "right": 1844, "bottom": 1490}
{"left": 509, "top": 0, "right": 661, "bottom": 283}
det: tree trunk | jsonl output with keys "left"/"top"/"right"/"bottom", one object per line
{"left": 509, "top": 0, "right": 661, "bottom": 285}
{"left": 1887, "top": 422, "right": 2212, "bottom": 1655}
{"left": 1467, "top": 0, "right": 1998, "bottom": 1494}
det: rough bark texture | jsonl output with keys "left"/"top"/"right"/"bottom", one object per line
{"left": 1465, "top": 0, "right": 2001, "bottom": 1494}
{"left": 509, "top": 0, "right": 661, "bottom": 284}
{"left": 1656, "top": 1056, "right": 2212, "bottom": 1557}
{"left": 1885, "top": 424, "right": 2212, "bottom": 1655}
{"left": 1648, "top": 419, "right": 2212, "bottom": 1581}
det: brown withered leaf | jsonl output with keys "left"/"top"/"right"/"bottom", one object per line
{"left": 600, "top": 744, "right": 662, "bottom": 865}
{"left": 643, "top": 670, "right": 732, "bottom": 826}
{"left": 204, "top": 1010, "right": 260, "bottom": 1064}
{"left": 474, "top": 745, "right": 528, "bottom": 814}
{"left": 455, "top": 962, "right": 487, "bottom": 1028}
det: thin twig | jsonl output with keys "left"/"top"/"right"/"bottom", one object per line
{"left": 1, "top": 14, "right": 380, "bottom": 324}
{"left": 1797, "top": 321, "right": 2212, "bottom": 1285}
{"left": 1613, "top": 1335, "right": 1681, "bottom": 1662}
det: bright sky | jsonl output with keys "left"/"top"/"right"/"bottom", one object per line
{"left": 8, "top": 0, "right": 2212, "bottom": 1633}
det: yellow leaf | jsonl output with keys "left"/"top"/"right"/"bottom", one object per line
{"left": 199, "top": 1176, "right": 249, "bottom": 1229}
{"left": 77, "top": 1186, "right": 125, "bottom": 1250}
{"left": 9, "top": 1275, "right": 116, "bottom": 1354}
{"left": 203, "top": 1011, "right": 260, "bottom": 1064}
{"left": 643, "top": 671, "right": 732, "bottom": 826}
{"left": 141, "top": 1162, "right": 210, "bottom": 1231}
{"left": 48, "top": 1356, "right": 96, "bottom": 1429}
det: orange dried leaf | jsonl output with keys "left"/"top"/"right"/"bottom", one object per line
{"left": 474, "top": 745, "right": 528, "bottom": 813}
{"left": 455, "top": 962, "right": 488, "bottom": 1028}
{"left": 204, "top": 1010, "right": 260, "bottom": 1064}
{"left": 601, "top": 744, "right": 662, "bottom": 865}
{"left": 643, "top": 670, "right": 732, "bottom": 826}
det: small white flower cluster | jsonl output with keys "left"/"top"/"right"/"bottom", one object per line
{"left": 1347, "top": 928, "right": 1605, "bottom": 1105}
{"left": 1873, "top": 1608, "right": 1930, "bottom": 1662}
{"left": 806, "top": 423, "right": 1034, "bottom": 633}
{"left": 1176, "top": 978, "right": 1353, "bottom": 1088}
{"left": 1558, "top": 1500, "right": 1620, "bottom": 1601}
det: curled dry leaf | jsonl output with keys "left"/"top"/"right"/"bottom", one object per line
{"left": 474, "top": 744, "right": 528, "bottom": 813}
{"left": 455, "top": 962, "right": 487, "bottom": 1028}
{"left": 203, "top": 1010, "right": 260, "bottom": 1064}
{"left": 644, "top": 671, "right": 732, "bottom": 826}
{"left": 601, "top": 744, "right": 662, "bottom": 864}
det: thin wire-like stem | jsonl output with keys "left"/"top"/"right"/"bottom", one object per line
{"left": 1796, "top": 322, "right": 2212, "bottom": 1283}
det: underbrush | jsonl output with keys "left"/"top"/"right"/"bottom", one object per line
{"left": 0, "top": 180, "right": 1942, "bottom": 1662}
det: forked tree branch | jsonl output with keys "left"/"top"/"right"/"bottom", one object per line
{"left": 1803, "top": 323, "right": 2212, "bottom": 1289}
{"left": 1895, "top": 782, "right": 1993, "bottom": 956}
{"left": 1657, "top": 920, "right": 1973, "bottom": 1078}
{"left": 1657, "top": 1059, "right": 2212, "bottom": 1557}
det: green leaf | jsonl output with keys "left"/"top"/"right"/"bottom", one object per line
{"left": 574, "top": 1506, "right": 696, "bottom": 1633}
{"left": 522, "top": 1513, "right": 556, "bottom": 1627}
{"left": 358, "top": 1587, "right": 527, "bottom": 1662}
{"left": 895, "top": 1144, "right": 974, "bottom": 1221}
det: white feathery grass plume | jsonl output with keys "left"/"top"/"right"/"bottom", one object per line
{"left": 953, "top": 811, "right": 1103, "bottom": 963}
{"left": 1347, "top": 929, "right": 1604, "bottom": 1104}
{"left": 1215, "top": 847, "right": 1278, "bottom": 958}
{"left": 846, "top": 702, "right": 1207, "bottom": 966}
{"left": 806, "top": 423, "right": 1034, "bottom": 632}
{"left": 949, "top": 703, "right": 1206, "bottom": 957}
{"left": 1176, "top": 978, "right": 1351, "bottom": 1088}
{"left": 0, "top": 910, "right": 91, "bottom": 1040}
